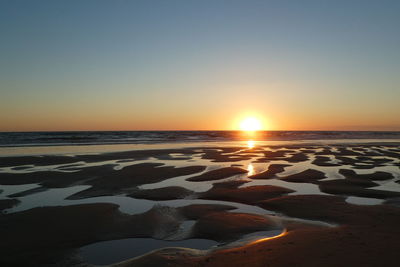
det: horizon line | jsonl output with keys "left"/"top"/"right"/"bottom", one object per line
{"left": 1, "top": 129, "right": 400, "bottom": 133}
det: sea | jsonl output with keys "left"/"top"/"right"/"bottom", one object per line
{"left": 0, "top": 131, "right": 400, "bottom": 147}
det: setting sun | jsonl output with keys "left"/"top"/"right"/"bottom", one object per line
{"left": 240, "top": 117, "right": 262, "bottom": 131}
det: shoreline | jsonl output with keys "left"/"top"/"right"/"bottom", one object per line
{"left": 1, "top": 139, "right": 400, "bottom": 157}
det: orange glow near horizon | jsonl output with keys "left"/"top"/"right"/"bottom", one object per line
{"left": 2, "top": 110, "right": 399, "bottom": 132}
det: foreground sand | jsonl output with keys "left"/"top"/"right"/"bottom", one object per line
{"left": 118, "top": 195, "right": 400, "bottom": 267}
{"left": 0, "top": 143, "right": 399, "bottom": 266}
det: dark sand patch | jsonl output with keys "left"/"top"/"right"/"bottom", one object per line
{"left": 178, "top": 204, "right": 237, "bottom": 220}
{"left": 362, "top": 151, "right": 383, "bottom": 157}
{"left": 318, "top": 182, "right": 400, "bottom": 199}
{"left": 279, "top": 169, "right": 326, "bottom": 183}
{"left": 315, "top": 148, "right": 333, "bottom": 155}
{"left": 299, "top": 149, "right": 316, "bottom": 153}
{"left": 351, "top": 147, "right": 366, "bottom": 151}
{"left": 315, "top": 170, "right": 398, "bottom": 198}
{"left": 201, "top": 185, "right": 295, "bottom": 205}
{"left": 284, "top": 153, "right": 309, "bottom": 163}
{"left": 191, "top": 212, "right": 278, "bottom": 242}
{"left": 262, "top": 150, "right": 287, "bottom": 160}
{"left": 352, "top": 164, "right": 378, "bottom": 169}
{"left": 0, "top": 164, "right": 117, "bottom": 187}
{"left": 335, "top": 156, "right": 359, "bottom": 166}
{"left": 374, "top": 149, "right": 400, "bottom": 159}
{"left": 212, "top": 179, "right": 250, "bottom": 188}
{"left": 0, "top": 199, "right": 20, "bottom": 212}
{"left": 258, "top": 194, "right": 400, "bottom": 224}
{"left": 385, "top": 197, "right": 400, "bottom": 207}
{"left": 187, "top": 167, "right": 247, "bottom": 182}
{"left": 333, "top": 147, "right": 363, "bottom": 156}
{"left": 356, "top": 156, "right": 393, "bottom": 164}
{"left": 319, "top": 177, "right": 378, "bottom": 188}
{"left": 127, "top": 186, "right": 194, "bottom": 200}
{"left": 235, "top": 153, "right": 260, "bottom": 157}
{"left": 67, "top": 164, "right": 206, "bottom": 199}
{"left": 335, "top": 155, "right": 392, "bottom": 169}
{"left": 339, "top": 169, "right": 394, "bottom": 181}
{"left": 249, "top": 164, "right": 291, "bottom": 179}
{"left": 312, "top": 156, "right": 341, "bottom": 167}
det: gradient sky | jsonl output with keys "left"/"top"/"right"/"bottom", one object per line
{"left": 1, "top": 0, "right": 399, "bottom": 131}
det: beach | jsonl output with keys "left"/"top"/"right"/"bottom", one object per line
{"left": 1, "top": 136, "right": 400, "bottom": 266}
{"left": 2, "top": 0, "right": 400, "bottom": 265}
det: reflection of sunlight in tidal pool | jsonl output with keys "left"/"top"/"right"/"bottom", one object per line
{"left": 247, "top": 164, "right": 255, "bottom": 176}
{"left": 249, "top": 230, "right": 287, "bottom": 245}
{"left": 247, "top": 140, "right": 255, "bottom": 149}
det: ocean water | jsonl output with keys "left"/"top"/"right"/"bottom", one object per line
{"left": 0, "top": 131, "right": 400, "bottom": 147}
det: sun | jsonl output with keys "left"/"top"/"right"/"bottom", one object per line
{"left": 240, "top": 117, "right": 262, "bottom": 131}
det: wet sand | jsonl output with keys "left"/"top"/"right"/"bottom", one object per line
{"left": 0, "top": 142, "right": 400, "bottom": 266}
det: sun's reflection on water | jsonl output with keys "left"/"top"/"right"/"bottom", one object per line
{"left": 247, "top": 140, "right": 255, "bottom": 149}
{"left": 247, "top": 163, "right": 255, "bottom": 176}
{"left": 249, "top": 230, "right": 287, "bottom": 245}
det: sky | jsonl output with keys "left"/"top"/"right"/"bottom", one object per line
{"left": 1, "top": 0, "right": 399, "bottom": 131}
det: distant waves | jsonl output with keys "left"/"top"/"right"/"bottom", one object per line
{"left": 0, "top": 131, "right": 400, "bottom": 147}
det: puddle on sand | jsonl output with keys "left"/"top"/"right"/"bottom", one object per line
{"left": 0, "top": 184, "right": 39, "bottom": 199}
{"left": 79, "top": 238, "right": 218, "bottom": 265}
{"left": 241, "top": 178, "right": 330, "bottom": 196}
{"left": 5, "top": 184, "right": 274, "bottom": 215}
{"left": 345, "top": 196, "right": 384, "bottom": 205}
{"left": 79, "top": 229, "right": 285, "bottom": 266}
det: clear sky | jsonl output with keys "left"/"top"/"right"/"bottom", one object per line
{"left": 1, "top": 0, "right": 399, "bottom": 131}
